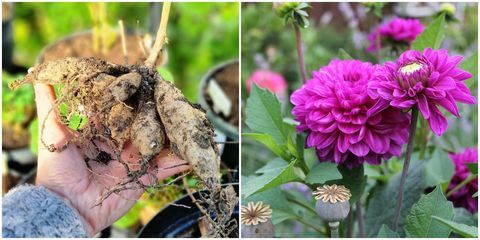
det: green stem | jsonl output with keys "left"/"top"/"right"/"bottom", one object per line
{"left": 375, "top": 18, "right": 382, "bottom": 63}
{"left": 446, "top": 174, "right": 477, "bottom": 197}
{"left": 392, "top": 107, "right": 419, "bottom": 231}
{"left": 296, "top": 216, "right": 326, "bottom": 235}
{"left": 356, "top": 201, "right": 365, "bottom": 237}
{"left": 294, "top": 25, "right": 307, "bottom": 83}
{"left": 286, "top": 195, "right": 316, "bottom": 215}
{"left": 329, "top": 222, "right": 340, "bottom": 238}
{"left": 297, "top": 158, "right": 309, "bottom": 175}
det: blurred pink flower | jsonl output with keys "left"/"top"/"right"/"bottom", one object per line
{"left": 447, "top": 147, "right": 478, "bottom": 213}
{"left": 246, "top": 70, "right": 287, "bottom": 98}
{"left": 368, "top": 48, "right": 476, "bottom": 136}
{"left": 368, "top": 17, "right": 424, "bottom": 52}
{"left": 291, "top": 60, "right": 410, "bottom": 168}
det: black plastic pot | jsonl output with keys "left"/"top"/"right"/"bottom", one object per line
{"left": 198, "top": 60, "right": 239, "bottom": 141}
{"left": 138, "top": 183, "right": 239, "bottom": 238}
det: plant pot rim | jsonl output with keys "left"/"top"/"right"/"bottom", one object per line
{"left": 36, "top": 29, "right": 143, "bottom": 65}
{"left": 197, "top": 59, "right": 239, "bottom": 141}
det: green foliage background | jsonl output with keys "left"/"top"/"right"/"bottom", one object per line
{"left": 11, "top": 2, "right": 239, "bottom": 101}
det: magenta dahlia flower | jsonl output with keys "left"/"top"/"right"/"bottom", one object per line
{"left": 291, "top": 60, "right": 410, "bottom": 167}
{"left": 368, "top": 48, "right": 476, "bottom": 136}
{"left": 247, "top": 70, "right": 287, "bottom": 98}
{"left": 367, "top": 18, "right": 424, "bottom": 52}
{"left": 447, "top": 147, "right": 478, "bottom": 213}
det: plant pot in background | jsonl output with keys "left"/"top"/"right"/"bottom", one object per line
{"left": 36, "top": 30, "right": 158, "bottom": 65}
{"left": 198, "top": 60, "right": 239, "bottom": 141}
{"left": 138, "top": 183, "right": 239, "bottom": 238}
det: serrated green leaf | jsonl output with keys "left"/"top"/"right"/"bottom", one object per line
{"left": 338, "top": 48, "right": 354, "bottom": 60}
{"left": 243, "top": 160, "right": 300, "bottom": 198}
{"left": 243, "top": 133, "right": 290, "bottom": 160}
{"left": 326, "top": 165, "right": 366, "bottom": 204}
{"left": 377, "top": 224, "right": 399, "bottom": 238}
{"left": 365, "top": 161, "right": 426, "bottom": 237}
{"left": 411, "top": 13, "right": 446, "bottom": 50}
{"left": 405, "top": 186, "right": 454, "bottom": 238}
{"left": 246, "top": 84, "right": 288, "bottom": 144}
{"left": 459, "top": 51, "right": 478, "bottom": 79}
{"left": 432, "top": 216, "right": 478, "bottom": 238}
{"left": 453, "top": 207, "right": 477, "bottom": 227}
{"left": 304, "top": 162, "right": 342, "bottom": 184}
{"left": 68, "top": 114, "right": 87, "bottom": 130}
{"left": 466, "top": 162, "right": 478, "bottom": 175}
{"left": 425, "top": 148, "right": 455, "bottom": 186}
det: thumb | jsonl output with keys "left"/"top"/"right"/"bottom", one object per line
{"left": 33, "top": 83, "right": 72, "bottom": 150}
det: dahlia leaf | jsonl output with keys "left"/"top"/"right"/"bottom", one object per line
{"left": 405, "top": 185, "right": 454, "bottom": 238}
{"left": 304, "top": 162, "right": 342, "bottom": 184}
{"left": 466, "top": 162, "right": 478, "bottom": 174}
{"left": 459, "top": 51, "right": 478, "bottom": 81}
{"left": 425, "top": 148, "right": 455, "bottom": 187}
{"left": 377, "top": 224, "right": 399, "bottom": 238}
{"left": 411, "top": 13, "right": 445, "bottom": 50}
{"left": 243, "top": 133, "right": 291, "bottom": 161}
{"left": 365, "top": 161, "right": 426, "bottom": 237}
{"left": 243, "top": 159, "right": 300, "bottom": 197}
{"left": 453, "top": 207, "right": 477, "bottom": 227}
{"left": 246, "top": 84, "right": 288, "bottom": 145}
{"left": 338, "top": 48, "right": 354, "bottom": 60}
{"left": 431, "top": 216, "right": 478, "bottom": 238}
{"left": 326, "top": 165, "right": 366, "bottom": 204}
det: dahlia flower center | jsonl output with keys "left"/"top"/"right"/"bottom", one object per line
{"left": 400, "top": 62, "right": 422, "bottom": 74}
{"left": 396, "top": 61, "right": 429, "bottom": 93}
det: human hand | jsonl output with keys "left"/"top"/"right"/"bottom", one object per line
{"left": 33, "top": 83, "right": 190, "bottom": 236}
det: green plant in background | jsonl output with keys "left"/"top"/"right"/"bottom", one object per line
{"left": 11, "top": 2, "right": 238, "bottom": 101}
{"left": 89, "top": 2, "right": 117, "bottom": 54}
{"left": 2, "top": 72, "right": 33, "bottom": 126}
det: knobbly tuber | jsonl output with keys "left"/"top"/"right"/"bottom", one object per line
{"left": 10, "top": 56, "right": 236, "bottom": 237}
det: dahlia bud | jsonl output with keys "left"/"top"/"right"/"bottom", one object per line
{"left": 438, "top": 3, "right": 458, "bottom": 23}
{"left": 272, "top": 2, "right": 310, "bottom": 28}
{"left": 241, "top": 201, "right": 274, "bottom": 238}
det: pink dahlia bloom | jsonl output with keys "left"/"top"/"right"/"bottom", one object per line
{"left": 367, "top": 18, "right": 424, "bottom": 52}
{"left": 246, "top": 70, "right": 287, "bottom": 98}
{"left": 368, "top": 48, "right": 476, "bottom": 136}
{"left": 447, "top": 147, "right": 478, "bottom": 213}
{"left": 291, "top": 60, "right": 410, "bottom": 167}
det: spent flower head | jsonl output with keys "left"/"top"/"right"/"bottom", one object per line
{"left": 313, "top": 184, "right": 352, "bottom": 203}
{"left": 241, "top": 201, "right": 273, "bottom": 226}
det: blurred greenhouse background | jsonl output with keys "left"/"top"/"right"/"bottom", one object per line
{"left": 241, "top": 2, "right": 477, "bottom": 238}
{"left": 2, "top": 2, "right": 238, "bottom": 237}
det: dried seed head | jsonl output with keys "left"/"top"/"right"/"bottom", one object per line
{"left": 241, "top": 201, "right": 272, "bottom": 226}
{"left": 312, "top": 184, "right": 351, "bottom": 203}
